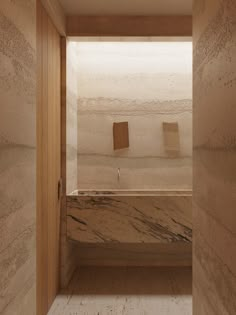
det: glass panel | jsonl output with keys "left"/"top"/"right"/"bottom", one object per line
{"left": 66, "top": 38, "right": 192, "bottom": 193}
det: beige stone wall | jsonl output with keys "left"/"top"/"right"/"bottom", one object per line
{"left": 69, "top": 40, "right": 192, "bottom": 190}
{"left": 66, "top": 41, "right": 78, "bottom": 194}
{"left": 0, "top": 1, "right": 36, "bottom": 314}
{"left": 193, "top": 0, "right": 236, "bottom": 314}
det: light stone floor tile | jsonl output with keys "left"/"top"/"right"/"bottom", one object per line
{"left": 48, "top": 267, "right": 192, "bottom": 315}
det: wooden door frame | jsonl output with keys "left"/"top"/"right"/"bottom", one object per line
{"left": 37, "top": 10, "right": 192, "bottom": 315}
{"left": 36, "top": 1, "right": 65, "bottom": 314}
{"left": 59, "top": 15, "right": 193, "bottom": 269}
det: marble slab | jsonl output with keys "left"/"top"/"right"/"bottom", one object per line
{"left": 67, "top": 192, "right": 192, "bottom": 244}
{"left": 70, "top": 189, "right": 192, "bottom": 196}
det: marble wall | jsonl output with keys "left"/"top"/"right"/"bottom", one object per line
{"left": 193, "top": 0, "right": 236, "bottom": 314}
{"left": 66, "top": 41, "right": 78, "bottom": 194}
{"left": 67, "top": 40, "right": 192, "bottom": 191}
{"left": 0, "top": 1, "right": 36, "bottom": 314}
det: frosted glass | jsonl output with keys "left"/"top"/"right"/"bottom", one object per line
{"left": 67, "top": 40, "right": 192, "bottom": 190}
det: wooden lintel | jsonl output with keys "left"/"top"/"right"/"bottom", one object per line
{"left": 41, "top": 0, "right": 66, "bottom": 36}
{"left": 67, "top": 15, "right": 192, "bottom": 37}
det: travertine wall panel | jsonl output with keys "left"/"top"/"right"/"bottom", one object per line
{"left": 193, "top": 0, "right": 236, "bottom": 314}
{"left": 0, "top": 1, "right": 36, "bottom": 314}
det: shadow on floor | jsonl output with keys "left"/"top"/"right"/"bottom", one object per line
{"left": 49, "top": 267, "right": 192, "bottom": 315}
{"left": 68, "top": 266, "right": 192, "bottom": 296}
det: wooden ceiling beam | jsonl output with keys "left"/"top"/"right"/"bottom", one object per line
{"left": 66, "top": 15, "right": 192, "bottom": 37}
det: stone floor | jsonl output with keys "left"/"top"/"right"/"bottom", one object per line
{"left": 49, "top": 267, "right": 192, "bottom": 315}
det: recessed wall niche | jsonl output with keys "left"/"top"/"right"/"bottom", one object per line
{"left": 66, "top": 37, "right": 192, "bottom": 192}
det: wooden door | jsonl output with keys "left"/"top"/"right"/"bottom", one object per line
{"left": 37, "top": 0, "right": 61, "bottom": 314}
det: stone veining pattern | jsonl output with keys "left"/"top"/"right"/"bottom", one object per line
{"left": 0, "top": 1, "right": 36, "bottom": 314}
{"left": 67, "top": 192, "right": 192, "bottom": 244}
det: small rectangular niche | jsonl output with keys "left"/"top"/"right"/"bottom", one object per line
{"left": 163, "top": 122, "right": 180, "bottom": 157}
{"left": 113, "top": 122, "right": 129, "bottom": 150}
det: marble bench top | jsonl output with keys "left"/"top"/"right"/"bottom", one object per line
{"left": 68, "top": 189, "right": 192, "bottom": 197}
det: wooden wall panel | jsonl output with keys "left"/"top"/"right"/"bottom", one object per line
{"left": 67, "top": 15, "right": 192, "bottom": 37}
{"left": 193, "top": 0, "right": 236, "bottom": 314}
{"left": 37, "top": 1, "right": 61, "bottom": 314}
{"left": 41, "top": 0, "right": 66, "bottom": 36}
